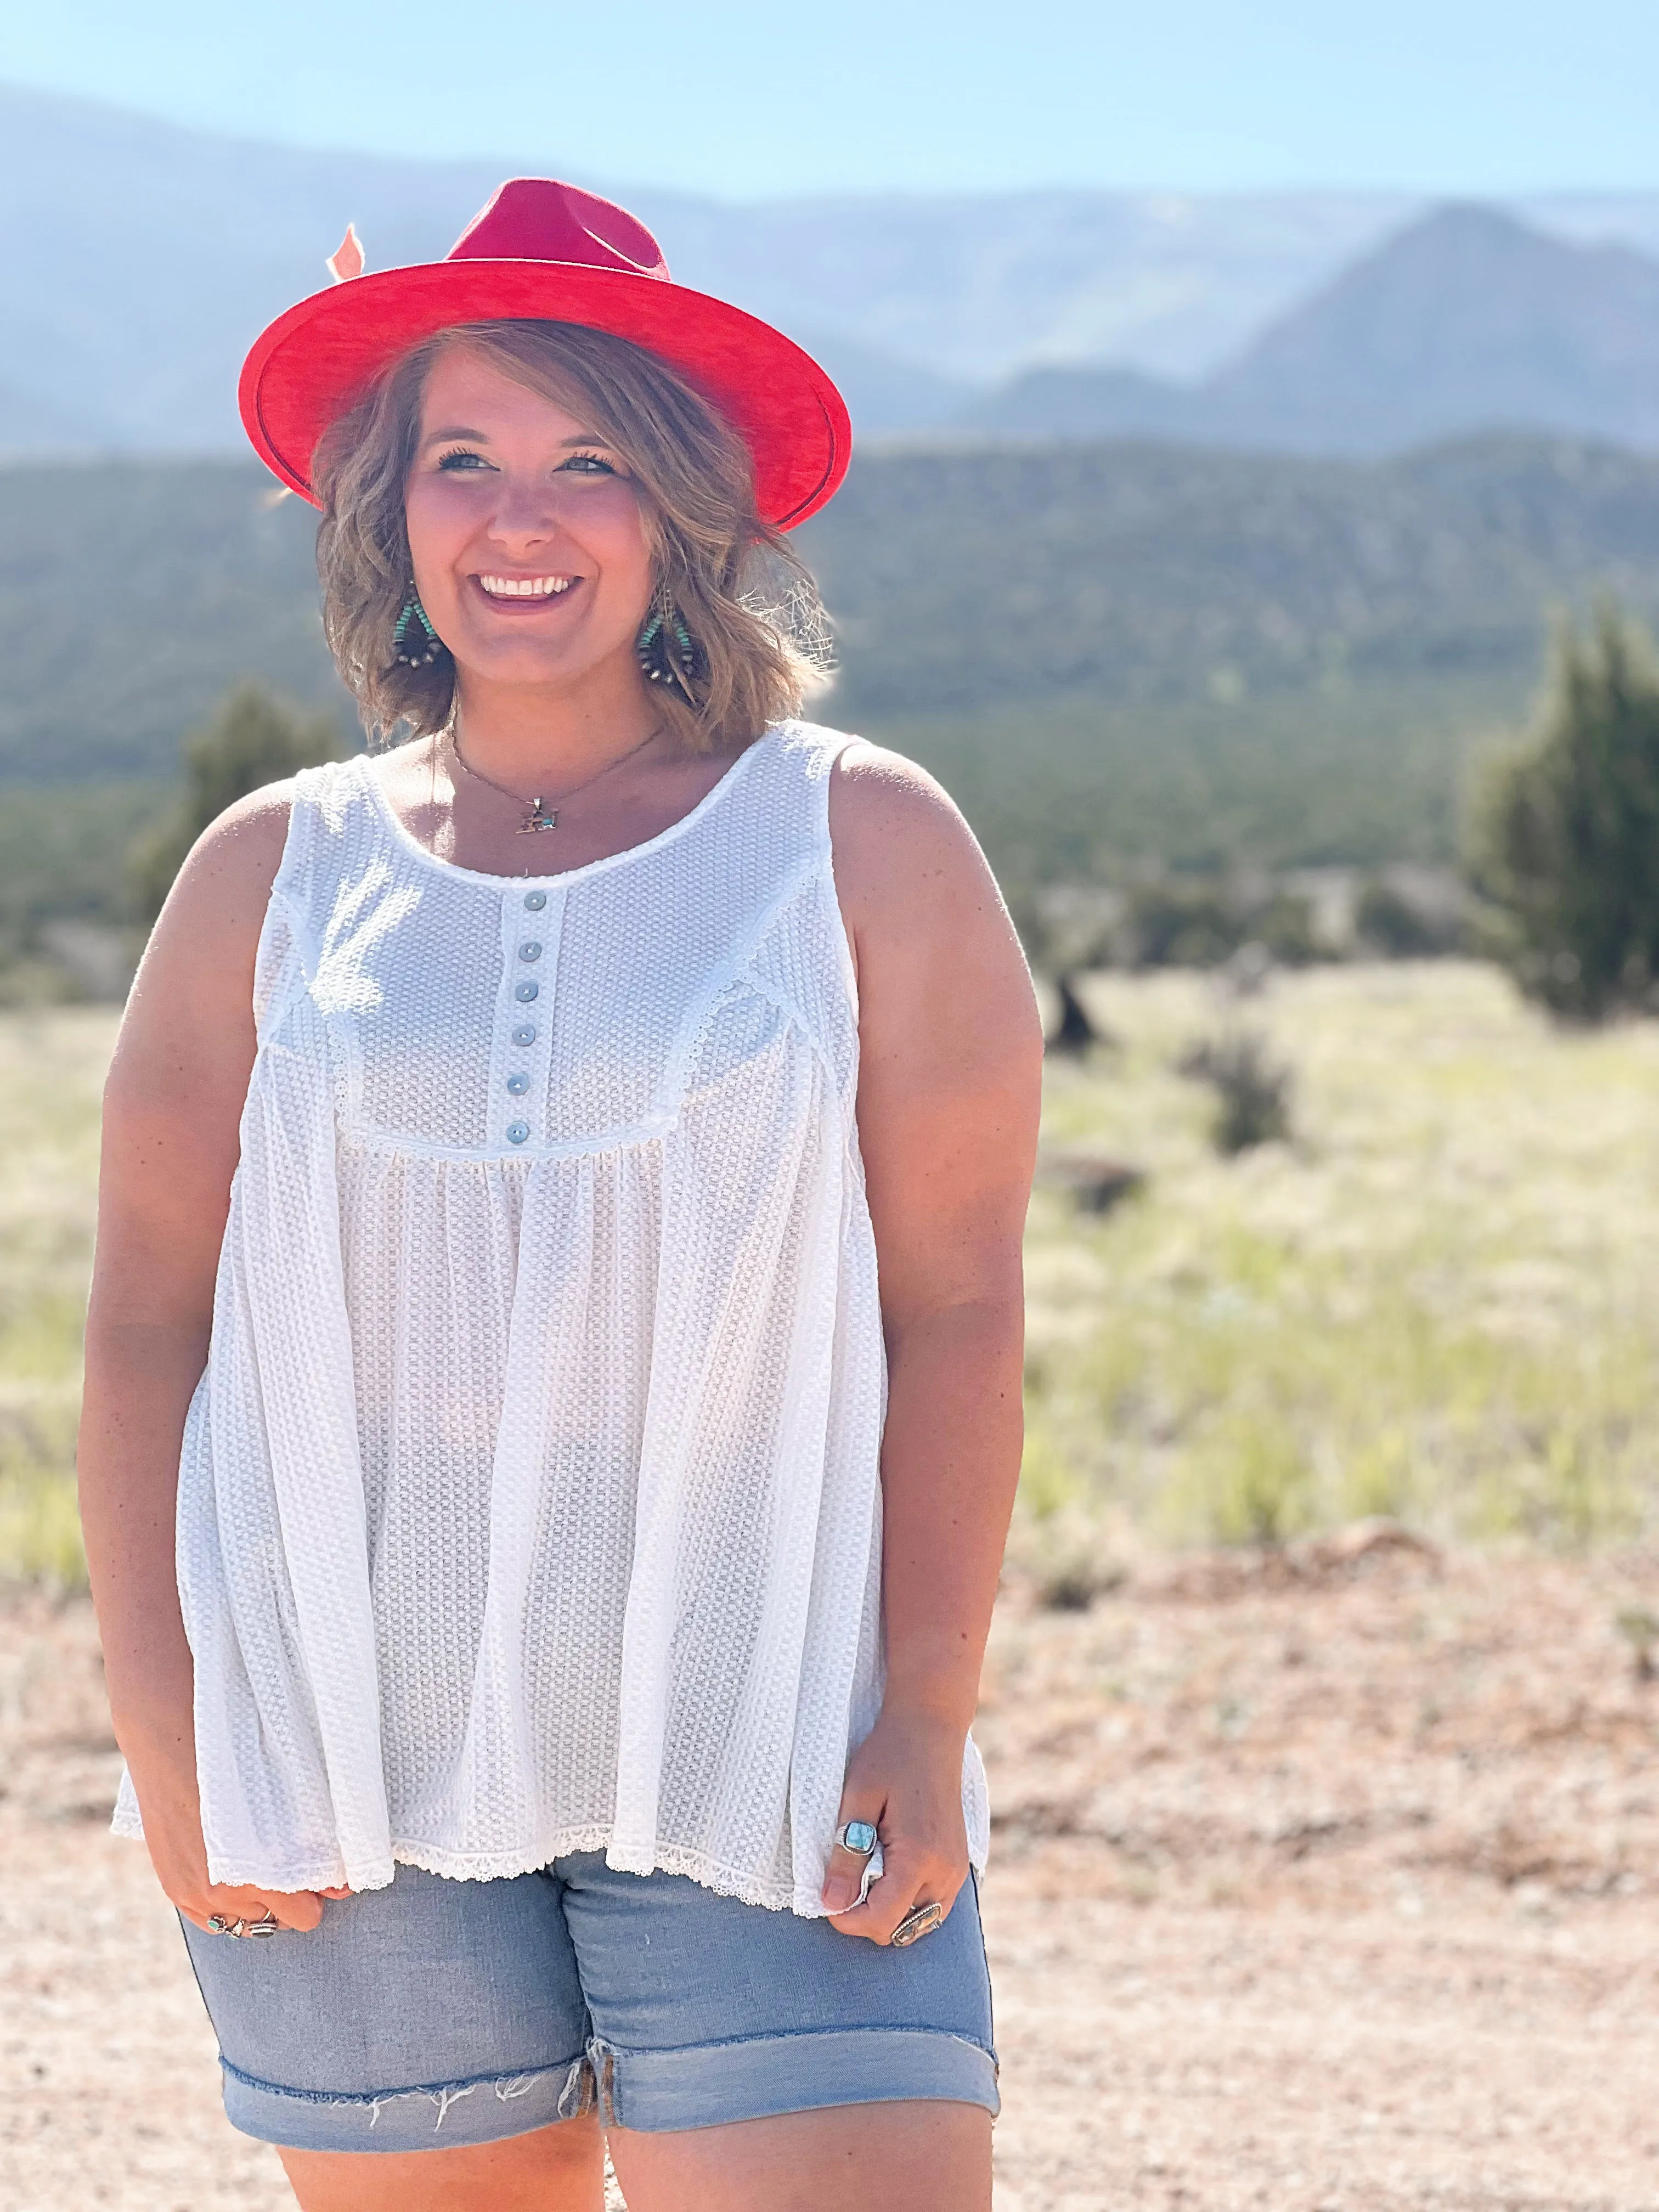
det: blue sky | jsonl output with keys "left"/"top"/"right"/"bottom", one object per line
{"left": 9, "top": 0, "right": 1659, "bottom": 199}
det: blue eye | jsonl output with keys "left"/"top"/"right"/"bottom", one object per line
{"left": 561, "top": 453, "right": 617, "bottom": 475}
{"left": 436, "top": 448, "right": 490, "bottom": 471}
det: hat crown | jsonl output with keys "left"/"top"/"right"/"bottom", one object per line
{"left": 447, "top": 178, "right": 670, "bottom": 282}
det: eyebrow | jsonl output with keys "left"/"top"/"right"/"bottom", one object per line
{"left": 419, "top": 425, "right": 612, "bottom": 449}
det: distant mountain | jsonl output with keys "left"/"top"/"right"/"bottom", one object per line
{"left": 1217, "top": 205, "right": 1659, "bottom": 450}
{"left": 964, "top": 365, "right": 1214, "bottom": 442}
{"left": 11, "top": 85, "right": 1659, "bottom": 455}
{"left": 0, "top": 80, "right": 1407, "bottom": 448}
{"left": 785, "top": 331, "right": 975, "bottom": 435}
{"left": 974, "top": 206, "right": 1659, "bottom": 453}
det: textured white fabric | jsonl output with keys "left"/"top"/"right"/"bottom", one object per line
{"left": 112, "top": 723, "right": 990, "bottom": 1912}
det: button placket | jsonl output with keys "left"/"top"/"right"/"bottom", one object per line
{"left": 492, "top": 883, "right": 565, "bottom": 1150}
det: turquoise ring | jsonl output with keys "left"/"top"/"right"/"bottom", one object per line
{"left": 836, "top": 1819, "right": 879, "bottom": 1857}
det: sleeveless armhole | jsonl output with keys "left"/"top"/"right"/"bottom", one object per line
{"left": 250, "top": 764, "right": 341, "bottom": 1045}
{"left": 813, "top": 725, "right": 864, "bottom": 1022}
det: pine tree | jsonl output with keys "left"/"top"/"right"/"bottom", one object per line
{"left": 1470, "top": 610, "right": 1659, "bottom": 1019}
{"left": 131, "top": 684, "right": 342, "bottom": 924}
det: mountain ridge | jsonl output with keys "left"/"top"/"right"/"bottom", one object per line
{"left": 9, "top": 84, "right": 1659, "bottom": 454}
{"left": 972, "top": 206, "right": 1659, "bottom": 452}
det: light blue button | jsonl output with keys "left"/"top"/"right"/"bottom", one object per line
{"left": 518, "top": 940, "right": 543, "bottom": 962}
{"left": 511, "top": 1024, "right": 536, "bottom": 1047}
{"left": 506, "top": 1121, "right": 530, "bottom": 1145}
{"left": 514, "top": 980, "right": 539, "bottom": 1003}
{"left": 523, "top": 890, "right": 547, "bottom": 911}
{"left": 506, "top": 1072, "right": 529, "bottom": 1096}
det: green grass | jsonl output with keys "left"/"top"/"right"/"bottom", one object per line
{"left": 0, "top": 1010, "right": 116, "bottom": 1585}
{"left": 1022, "top": 961, "right": 1659, "bottom": 1559}
{"left": 8, "top": 970, "right": 1659, "bottom": 1588}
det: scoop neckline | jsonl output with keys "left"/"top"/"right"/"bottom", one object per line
{"left": 352, "top": 727, "right": 777, "bottom": 890}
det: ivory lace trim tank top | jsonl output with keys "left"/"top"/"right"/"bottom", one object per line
{"left": 112, "top": 723, "right": 990, "bottom": 1912}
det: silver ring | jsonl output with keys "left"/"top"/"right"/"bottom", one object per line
{"left": 207, "top": 1910, "right": 280, "bottom": 1939}
{"left": 836, "top": 1820, "right": 878, "bottom": 1857}
{"left": 890, "top": 1900, "right": 945, "bottom": 1948}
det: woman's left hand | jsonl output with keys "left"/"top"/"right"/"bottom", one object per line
{"left": 821, "top": 1702, "right": 970, "bottom": 1943}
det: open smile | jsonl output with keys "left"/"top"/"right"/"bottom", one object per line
{"left": 470, "top": 572, "right": 582, "bottom": 612}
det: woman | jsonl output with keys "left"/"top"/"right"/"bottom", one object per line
{"left": 80, "top": 179, "right": 1041, "bottom": 2212}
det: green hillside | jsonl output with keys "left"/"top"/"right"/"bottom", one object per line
{"left": 809, "top": 433, "right": 1659, "bottom": 715}
{"left": 3, "top": 434, "right": 1657, "bottom": 901}
{"left": 0, "top": 460, "right": 343, "bottom": 782}
{"left": 870, "top": 672, "right": 1524, "bottom": 891}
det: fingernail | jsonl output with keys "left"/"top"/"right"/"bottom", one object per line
{"left": 823, "top": 1881, "right": 854, "bottom": 1912}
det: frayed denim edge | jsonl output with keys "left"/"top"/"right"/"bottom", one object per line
{"left": 219, "top": 2049, "right": 593, "bottom": 2134}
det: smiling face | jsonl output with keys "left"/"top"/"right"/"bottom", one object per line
{"left": 402, "top": 342, "right": 658, "bottom": 699}
{"left": 314, "top": 319, "right": 824, "bottom": 752}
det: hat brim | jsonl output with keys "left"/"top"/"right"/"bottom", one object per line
{"left": 239, "top": 260, "right": 852, "bottom": 529}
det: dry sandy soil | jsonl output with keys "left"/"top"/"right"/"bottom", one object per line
{"left": 8, "top": 1533, "right": 1659, "bottom": 2210}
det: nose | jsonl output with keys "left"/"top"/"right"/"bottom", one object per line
{"left": 484, "top": 476, "right": 571, "bottom": 549}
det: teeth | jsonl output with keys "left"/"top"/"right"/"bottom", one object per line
{"left": 478, "top": 574, "right": 573, "bottom": 599}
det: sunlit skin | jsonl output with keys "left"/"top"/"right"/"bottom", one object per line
{"left": 76, "top": 343, "right": 1043, "bottom": 2212}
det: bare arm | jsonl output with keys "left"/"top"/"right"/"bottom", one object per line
{"left": 78, "top": 782, "right": 337, "bottom": 1931}
{"left": 821, "top": 742, "right": 1043, "bottom": 1937}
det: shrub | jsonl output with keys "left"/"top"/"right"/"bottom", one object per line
{"left": 130, "top": 683, "right": 343, "bottom": 924}
{"left": 1116, "top": 879, "right": 1321, "bottom": 971}
{"left": 1470, "top": 609, "right": 1659, "bottom": 1019}
{"left": 1177, "top": 1030, "right": 1294, "bottom": 1154}
{"left": 1126, "top": 881, "right": 1241, "bottom": 968}
{"left": 1356, "top": 877, "right": 1457, "bottom": 957}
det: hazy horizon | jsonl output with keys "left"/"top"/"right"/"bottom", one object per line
{"left": 7, "top": 2, "right": 1659, "bottom": 201}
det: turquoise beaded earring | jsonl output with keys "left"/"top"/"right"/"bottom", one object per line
{"left": 635, "top": 584, "right": 707, "bottom": 703}
{"left": 392, "top": 589, "right": 444, "bottom": 668}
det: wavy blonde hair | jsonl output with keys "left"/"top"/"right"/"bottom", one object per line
{"left": 312, "top": 320, "right": 831, "bottom": 751}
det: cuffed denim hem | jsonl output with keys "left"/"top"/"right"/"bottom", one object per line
{"left": 219, "top": 2047, "right": 594, "bottom": 2153}
{"left": 592, "top": 2026, "right": 1001, "bottom": 2134}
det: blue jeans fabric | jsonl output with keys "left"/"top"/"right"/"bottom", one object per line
{"left": 180, "top": 1853, "right": 998, "bottom": 2153}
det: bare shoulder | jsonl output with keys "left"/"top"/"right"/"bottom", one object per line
{"left": 150, "top": 778, "right": 298, "bottom": 945}
{"left": 826, "top": 738, "right": 998, "bottom": 936}
{"left": 825, "top": 737, "right": 1040, "bottom": 1064}
{"left": 121, "top": 778, "right": 301, "bottom": 1049}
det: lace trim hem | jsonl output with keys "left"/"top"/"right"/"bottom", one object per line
{"left": 111, "top": 1805, "right": 990, "bottom": 1917}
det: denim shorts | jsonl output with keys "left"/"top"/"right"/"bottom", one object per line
{"left": 180, "top": 1852, "right": 998, "bottom": 2153}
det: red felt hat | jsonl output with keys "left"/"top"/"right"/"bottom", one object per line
{"left": 239, "top": 178, "right": 851, "bottom": 529}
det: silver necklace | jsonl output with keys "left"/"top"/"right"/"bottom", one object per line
{"left": 447, "top": 723, "right": 663, "bottom": 834}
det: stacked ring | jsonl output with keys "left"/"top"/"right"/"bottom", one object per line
{"left": 206, "top": 1910, "right": 280, "bottom": 1938}
{"left": 889, "top": 1900, "right": 945, "bottom": 1948}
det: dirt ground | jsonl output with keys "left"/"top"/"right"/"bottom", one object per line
{"left": 9, "top": 1533, "right": 1659, "bottom": 2210}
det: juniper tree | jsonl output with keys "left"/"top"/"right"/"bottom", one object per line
{"left": 1471, "top": 610, "right": 1659, "bottom": 1020}
{"left": 131, "top": 684, "right": 342, "bottom": 924}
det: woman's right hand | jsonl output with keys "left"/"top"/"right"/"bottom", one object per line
{"left": 128, "top": 1746, "right": 347, "bottom": 1934}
